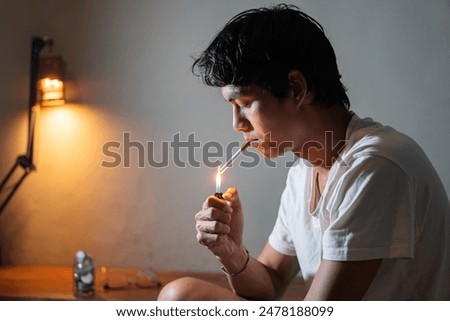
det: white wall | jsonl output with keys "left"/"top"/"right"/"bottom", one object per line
{"left": 0, "top": 0, "right": 448, "bottom": 272}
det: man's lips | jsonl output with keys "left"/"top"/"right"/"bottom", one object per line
{"left": 245, "top": 139, "right": 260, "bottom": 148}
{"left": 244, "top": 137, "right": 258, "bottom": 143}
{"left": 244, "top": 138, "right": 278, "bottom": 149}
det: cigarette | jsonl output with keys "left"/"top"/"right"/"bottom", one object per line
{"left": 218, "top": 141, "right": 252, "bottom": 175}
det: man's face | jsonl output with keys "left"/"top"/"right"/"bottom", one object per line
{"left": 221, "top": 84, "right": 299, "bottom": 158}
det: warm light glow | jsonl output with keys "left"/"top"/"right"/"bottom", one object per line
{"left": 45, "top": 106, "right": 74, "bottom": 133}
{"left": 215, "top": 169, "right": 222, "bottom": 193}
{"left": 39, "top": 77, "right": 65, "bottom": 107}
{"left": 38, "top": 104, "right": 111, "bottom": 185}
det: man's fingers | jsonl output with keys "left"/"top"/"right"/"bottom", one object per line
{"left": 201, "top": 196, "right": 233, "bottom": 213}
{"left": 195, "top": 207, "right": 231, "bottom": 224}
{"left": 196, "top": 220, "right": 231, "bottom": 235}
{"left": 196, "top": 189, "right": 241, "bottom": 251}
{"left": 196, "top": 231, "right": 225, "bottom": 248}
{"left": 222, "top": 186, "right": 240, "bottom": 203}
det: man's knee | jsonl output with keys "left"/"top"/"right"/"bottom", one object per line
{"left": 157, "top": 277, "right": 205, "bottom": 301}
{"left": 157, "top": 276, "right": 242, "bottom": 301}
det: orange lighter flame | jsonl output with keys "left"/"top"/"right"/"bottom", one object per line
{"left": 215, "top": 169, "right": 222, "bottom": 193}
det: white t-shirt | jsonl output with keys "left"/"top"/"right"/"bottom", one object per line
{"left": 269, "top": 114, "right": 450, "bottom": 300}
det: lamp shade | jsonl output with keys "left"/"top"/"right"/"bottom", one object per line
{"left": 38, "top": 54, "right": 65, "bottom": 106}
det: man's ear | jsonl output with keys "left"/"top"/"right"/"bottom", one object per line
{"left": 287, "top": 70, "right": 307, "bottom": 106}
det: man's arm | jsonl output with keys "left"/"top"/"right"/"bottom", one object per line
{"left": 258, "top": 242, "right": 301, "bottom": 298}
{"left": 195, "top": 187, "right": 381, "bottom": 300}
{"left": 222, "top": 243, "right": 381, "bottom": 300}
{"left": 220, "top": 242, "right": 300, "bottom": 300}
{"left": 304, "top": 258, "right": 382, "bottom": 300}
{"left": 196, "top": 187, "right": 300, "bottom": 300}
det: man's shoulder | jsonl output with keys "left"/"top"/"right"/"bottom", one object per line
{"left": 343, "top": 115, "right": 427, "bottom": 171}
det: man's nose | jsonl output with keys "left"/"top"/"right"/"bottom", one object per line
{"left": 232, "top": 106, "right": 250, "bottom": 132}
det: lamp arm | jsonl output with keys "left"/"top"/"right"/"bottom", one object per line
{"left": 0, "top": 36, "right": 51, "bottom": 214}
{"left": 0, "top": 156, "right": 33, "bottom": 215}
{"left": 27, "top": 36, "right": 51, "bottom": 163}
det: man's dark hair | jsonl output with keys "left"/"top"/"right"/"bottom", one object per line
{"left": 192, "top": 4, "right": 350, "bottom": 109}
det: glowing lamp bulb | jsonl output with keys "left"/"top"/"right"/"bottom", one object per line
{"left": 38, "top": 54, "right": 65, "bottom": 107}
{"left": 39, "top": 78, "right": 65, "bottom": 106}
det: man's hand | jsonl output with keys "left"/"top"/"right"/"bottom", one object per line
{"left": 195, "top": 187, "right": 244, "bottom": 258}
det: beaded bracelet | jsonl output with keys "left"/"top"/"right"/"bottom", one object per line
{"left": 220, "top": 248, "right": 250, "bottom": 277}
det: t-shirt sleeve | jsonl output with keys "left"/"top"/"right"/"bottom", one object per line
{"left": 322, "top": 156, "right": 415, "bottom": 261}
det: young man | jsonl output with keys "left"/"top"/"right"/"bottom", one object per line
{"left": 158, "top": 5, "right": 450, "bottom": 300}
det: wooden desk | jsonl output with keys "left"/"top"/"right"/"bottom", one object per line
{"left": 0, "top": 265, "right": 305, "bottom": 300}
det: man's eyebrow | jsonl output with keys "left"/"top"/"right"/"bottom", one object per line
{"left": 225, "top": 87, "right": 251, "bottom": 102}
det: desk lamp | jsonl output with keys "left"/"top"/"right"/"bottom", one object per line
{"left": 0, "top": 36, "right": 65, "bottom": 214}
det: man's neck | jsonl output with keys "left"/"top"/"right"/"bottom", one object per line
{"left": 295, "top": 104, "right": 353, "bottom": 169}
